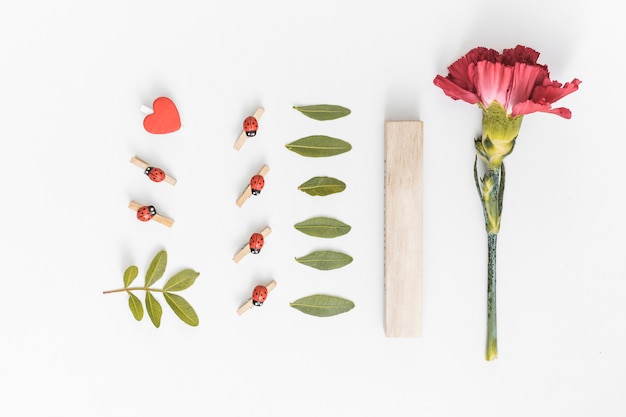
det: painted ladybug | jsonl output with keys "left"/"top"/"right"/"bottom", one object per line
{"left": 145, "top": 166, "right": 166, "bottom": 183}
{"left": 249, "top": 233, "right": 264, "bottom": 254}
{"left": 250, "top": 175, "right": 265, "bottom": 195}
{"left": 136, "top": 205, "right": 157, "bottom": 222}
{"left": 252, "top": 285, "right": 268, "bottom": 306}
{"left": 243, "top": 116, "right": 258, "bottom": 137}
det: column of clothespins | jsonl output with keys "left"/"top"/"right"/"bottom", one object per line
{"left": 127, "top": 97, "right": 181, "bottom": 226}
{"left": 233, "top": 107, "right": 277, "bottom": 315}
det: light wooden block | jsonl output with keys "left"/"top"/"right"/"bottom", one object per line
{"left": 384, "top": 120, "right": 423, "bottom": 338}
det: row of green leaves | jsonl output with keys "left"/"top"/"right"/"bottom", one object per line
{"left": 104, "top": 250, "right": 200, "bottom": 327}
{"left": 289, "top": 105, "right": 355, "bottom": 317}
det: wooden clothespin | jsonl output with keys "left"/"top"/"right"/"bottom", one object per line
{"left": 130, "top": 156, "right": 177, "bottom": 185}
{"left": 233, "top": 226, "right": 271, "bottom": 262}
{"left": 141, "top": 97, "right": 181, "bottom": 134}
{"left": 234, "top": 107, "right": 264, "bottom": 150}
{"left": 236, "top": 164, "right": 269, "bottom": 207}
{"left": 128, "top": 200, "right": 174, "bottom": 227}
{"left": 237, "top": 280, "right": 277, "bottom": 315}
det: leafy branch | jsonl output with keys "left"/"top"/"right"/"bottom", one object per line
{"left": 103, "top": 250, "right": 200, "bottom": 327}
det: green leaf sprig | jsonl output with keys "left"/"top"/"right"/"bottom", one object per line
{"left": 103, "top": 250, "right": 200, "bottom": 327}
{"left": 293, "top": 104, "right": 351, "bottom": 121}
{"left": 294, "top": 216, "right": 351, "bottom": 238}
{"left": 286, "top": 135, "right": 351, "bottom": 158}
{"left": 290, "top": 294, "right": 355, "bottom": 317}
{"left": 298, "top": 176, "right": 346, "bottom": 196}
{"left": 295, "top": 250, "right": 353, "bottom": 271}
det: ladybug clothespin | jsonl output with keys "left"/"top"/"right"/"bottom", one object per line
{"left": 233, "top": 107, "right": 264, "bottom": 151}
{"left": 237, "top": 280, "right": 277, "bottom": 315}
{"left": 130, "top": 156, "right": 177, "bottom": 185}
{"left": 236, "top": 164, "right": 269, "bottom": 207}
{"left": 128, "top": 200, "right": 174, "bottom": 227}
{"left": 233, "top": 226, "right": 271, "bottom": 263}
{"left": 141, "top": 97, "right": 181, "bottom": 134}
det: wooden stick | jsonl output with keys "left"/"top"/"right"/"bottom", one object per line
{"left": 237, "top": 280, "right": 277, "bottom": 315}
{"left": 236, "top": 164, "right": 270, "bottom": 207}
{"left": 384, "top": 121, "right": 423, "bottom": 338}
{"left": 129, "top": 156, "right": 177, "bottom": 185}
{"left": 233, "top": 107, "right": 264, "bottom": 151}
{"left": 128, "top": 200, "right": 174, "bottom": 227}
{"left": 232, "top": 226, "right": 271, "bottom": 263}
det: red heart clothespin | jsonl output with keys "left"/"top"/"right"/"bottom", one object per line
{"left": 142, "top": 97, "right": 181, "bottom": 134}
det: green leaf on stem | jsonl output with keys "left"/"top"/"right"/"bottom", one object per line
{"left": 285, "top": 135, "right": 352, "bottom": 157}
{"left": 295, "top": 250, "right": 353, "bottom": 270}
{"left": 163, "top": 269, "right": 200, "bottom": 292}
{"left": 145, "top": 250, "right": 167, "bottom": 287}
{"left": 123, "top": 265, "right": 138, "bottom": 288}
{"left": 290, "top": 294, "right": 355, "bottom": 317}
{"left": 164, "top": 292, "right": 199, "bottom": 326}
{"left": 292, "top": 104, "right": 351, "bottom": 121}
{"left": 294, "top": 216, "right": 351, "bottom": 238}
{"left": 128, "top": 292, "right": 143, "bottom": 321}
{"left": 298, "top": 176, "right": 346, "bottom": 196}
{"left": 145, "top": 292, "right": 162, "bottom": 328}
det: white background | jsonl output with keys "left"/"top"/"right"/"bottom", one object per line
{"left": 1, "top": 1, "right": 624, "bottom": 416}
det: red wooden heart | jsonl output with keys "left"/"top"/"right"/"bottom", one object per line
{"left": 143, "top": 97, "right": 181, "bottom": 134}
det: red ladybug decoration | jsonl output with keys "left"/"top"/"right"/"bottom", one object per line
{"left": 250, "top": 175, "right": 265, "bottom": 195}
{"left": 137, "top": 205, "right": 157, "bottom": 222}
{"left": 249, "top": 233, "right": 264, "bottom": 254}
{"left": 243, "top": 116, "right": 258, "bottom": 137}
{"left": 145, "top": 166, "right": 166, "bottom": 183}
{"left": 252, "top": 285, "right": 269, "bottom": 306}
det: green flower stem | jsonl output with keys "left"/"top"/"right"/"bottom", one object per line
{"left": 486, "top": 232, "right": 498, "bottom": 361}
{"left": 102, "top": 287, "right": 166, "bottom": 295}
{"left": 475, "top": 160, "right": 505, "bottom": 361}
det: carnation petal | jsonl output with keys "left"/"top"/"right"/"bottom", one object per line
{"left": 532, "top": 78, "right": 582, "bottom": 104}
{"left": 474, "top": 61, "right": 513, "bottom": 109}
{"left": 501, "top": 45, "right": 541, "bottom": 66}
{"left": 508, "top": 63, "right": 549, "bottom": 109}
{"left": 511, "top": 100, "right": 572, "bottom": 119}
{"left": 433, "top": 75, "right": 481, "bottom": 104}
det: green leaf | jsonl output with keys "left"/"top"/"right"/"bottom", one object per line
{"left": 295, "top": 250, "right": 353, "bottom": 270}
{"left": 293, "top": 104, "right": 351, "bottom": 121}
{"left": 290, "top": 294, "right": 355, "bottom": 317}
{"left": 145, "top": 292, "right": 162, "bottom": 328}
{"left": 123, "top": 265, "right": 138, "bottom": 288}
{"left": 145, "top": 250, "right": 167, "bottom": 287}
{"left": 298, "top": 176, "right": 346, "bottom": 196}
{"left": 128, "top": 292, "right": 143, "bottom": 321}
{"left": 285, "top": 135, "right": 352, "bottom": 158}
{"left": 164, "top": 292, "right": 199, "bottom": 326}
{"left": 294, "top": 217, "right": 351, "bottom": 238}
{"left": 163, "top": 269, "right": 200, "bottom": 292}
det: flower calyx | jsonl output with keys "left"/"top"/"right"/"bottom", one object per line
{"left": 476, "top": 102, "right": 522, "bottom": 168}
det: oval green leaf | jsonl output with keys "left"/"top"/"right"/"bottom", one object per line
{"left": 293, "top": 104, "right": 351, "bottom": 121}
{"left": 164, "top": 292, "right": 199, "bottom": 326}
{"left": 145, "top": 250, "right": 167, "bottom": 287}
{"left": 163, "top": 269, "right": 200, "bottom": 292}
{"left": 128, "top": 292, "right": 143, "bottom": 321}
{"left": 285, "top": 135, "right": 352, "bottom": 157}
{"left": 294, "top": 217, "right": 351, "bottom": 238}
{"left": 123, "top": 265, "right": 138, "bottom": 288}
{"left": 145, "top": 292, "right": 162, "bottom": 328}
{"left": 290, "top": 294, "right": 355, "bottom": 317}
{"left": 298, "top": 176, "right": 346, "bottom": 196}
{"left": 295, "top": 250, "right": 353, "bottom": 270}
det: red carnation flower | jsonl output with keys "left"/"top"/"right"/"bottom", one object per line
{"left": 434, "top": 45, "right": 581, "bottom": 119}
